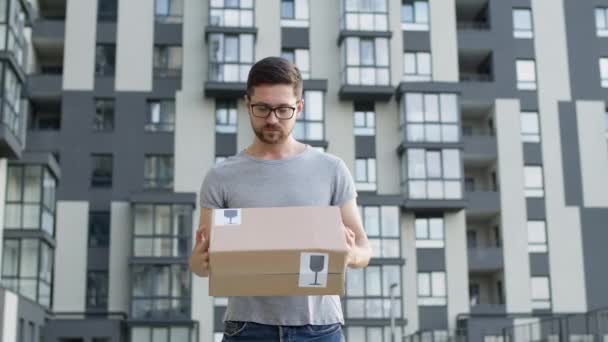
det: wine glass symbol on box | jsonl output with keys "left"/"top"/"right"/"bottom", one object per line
{"left": 299, "top": 252, "right": 329, "bottom": 288}
{"left": 214, "top": 209, "right": 242, "bottom": 226}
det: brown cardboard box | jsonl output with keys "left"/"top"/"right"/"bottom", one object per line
{"left": 208, "top": 206, "right": 348, "bottom": 296}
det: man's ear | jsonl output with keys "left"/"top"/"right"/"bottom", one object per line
{"left": 296, "top": 99, "right": 304, "bottom": 118}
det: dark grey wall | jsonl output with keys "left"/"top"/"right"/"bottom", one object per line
{"left": 44, "top": 319, "right": 126, "bottom": 342}
{"left": 558, "top": 103, "right": 583, "bottom": 206}
{"left": 418, "top": 306, "right": 448, "bottom": 330}
{"left": 580, "top": 208, "right": 608, "bottom": 310}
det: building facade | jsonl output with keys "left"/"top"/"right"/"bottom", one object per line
{"left": 1, "top": 0, "right": 608, "bottom": 341}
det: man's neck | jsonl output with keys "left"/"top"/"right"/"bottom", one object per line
{"left": 246, "top": 137, "right": 306, "bottom": 160}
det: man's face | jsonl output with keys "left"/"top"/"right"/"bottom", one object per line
{"left": 246, "top": 84, "right": 303, "bottom": 145}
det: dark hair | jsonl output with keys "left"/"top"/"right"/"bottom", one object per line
{"left": 246, "top": 57, "right": 303, "bottom": 99}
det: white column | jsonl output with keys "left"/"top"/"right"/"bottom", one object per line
{"left": 429, "top": 0, "right": 459, "bottom": 82}
{"left": 62, "top": 0, "right": 97, "bottom": 90}
{"left": 108, "top": 202, "right": 131, "bottom": 314}
{"left": 401, "top": 212, "right": 419, "bottom": 335}
{"left": 444, "top": 210, "right": 469, "bottom": 331}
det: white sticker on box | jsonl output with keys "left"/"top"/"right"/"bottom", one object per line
{"left": 214, "top": 209, "right": 242, "bottom": 226}
{"left": 298, "top": 252, "right": 329, "bottom": 288}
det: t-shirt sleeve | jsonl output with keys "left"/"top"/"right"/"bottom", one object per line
{"left": 199, "top": 169, "right": 226, "bottom": 209}
{"left": 331, "top": 158, "right": 358, "bottom": 206}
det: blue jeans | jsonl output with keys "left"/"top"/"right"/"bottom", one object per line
{"left": 221, "top": 321, "right": 345, "bottom": 342}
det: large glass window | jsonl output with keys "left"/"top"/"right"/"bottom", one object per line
{"left": 155, "top": 0, "right": 183, "bottom": 23}
{"left": 91, "top": 154, "right": 113, "bottom": 188}
{"left": 402, "top": 149, "right": 462, "bottom": 200}
{"left": 95, "top": 44, "right": 116, "bottom": 77}
{"left": 521, "top": 111, "right": 540, "bottom": 143}
{"left": 524, "top": 166, "right": 544, "bottom": 197}
{"left": 354, "top": 102, "right": 375, "bottom": 136}
{"left": 516, "top": 60, "right": 537, "bottom": 90}
{"left": 131, "top": 326, "right": 193, "bottom": 342}
{"left": 531, "top": 277, "right": 551, "bottom": 310}
{"left": 133, "top": 204, "right": 191, "bottom": 258}
{"left": 1, "top": 238, "right": 53, "bottom": 308}
{"left": 342, "top": 0, "right": 388, "bottom": 31}
{"left": 281, "top": 48, "right": 310, "bottom": 79}
{"left": 86, "top": 271, "right": 108, "bottom": 310}
{"left": 418, "top": 272, "right": 446, "bottom": 305}
{"left": 595, "top": 8, "right": 608, "bottom": 37}
{"left": 401, "top": 93, "right": 459, "bottom": 143}
{"left": 5, "top": 165, "right": 56, "bottom": 236}
{"left": 600, "top": 58, "right": 608, "bottom": 88}
{"left": 415, "top": 217, "right": 444, "bottom": 248}
{"left": 146, "top": 100, "right": 175, "bottom": 132}
{"left": 345, "top": 264, "right": 403, "bottom": 319}
{"left": 131, "top": 264, "right": 191, "bottom": 319}
{"left": 215, "top": 99, "right": 238, "bottom": 133}
{"left": 89, "top": 212, "right": 110, "bottom": 248}
{"left": 355, "top": 158, "right": 377, "bottom": 191}
{"left": 281, "top": 0, "right": 309, "bottom": 27}
{"left": 342, "top": 37, "right": 390, "bottom": 86}
{"left": 144, "top": 155, "right": 174, "bottom": 189}
{"left": 98, "top": 0, "right": 118, "bottom": 21}
{"left": 0, "top": 0, "right": 27, "bottom": 69}
{"left": 404, "top": 52, "right": 432, "bottom": 82}
{"left": 528, "top": 220, "right": 547, "bottom": 253}
{"left": 401, "top": 0, "right": 429, "bottom": 31}
{"left": 513, "top": 9, "right": 533, "bottom": 39}
{"left": 346, "top": 326, "right": 405, "bottom": 342}
{"left": 153, "top": 45, "right": 182, "bottom": 77}
{"left": 359, "top": 206, "right": 400, "bottom": 258}
{"left": 93, "top": 99, "right": 114, "bottom": 132}
{"left": 2, "top": 65, "right": 23, "bottom": 138}
{"left": 209, "top": 0, "right": 254, "bottom": 27}
{"left": 294, "top": 91, "right": 324, "bottom": 141}
{"left": 208, "top": 33, "right": 254, "bottom": 82}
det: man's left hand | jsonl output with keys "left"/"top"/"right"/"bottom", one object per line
{"left": 344, "top": 225, "right": 357, "bottom": 266}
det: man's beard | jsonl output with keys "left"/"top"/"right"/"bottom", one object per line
{"left": 253, "top": 124, "right": 292, "bottom": 144}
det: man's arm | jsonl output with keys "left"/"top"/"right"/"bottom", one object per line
{"left": 188, "top": 208, "right": 212, "bottom": 277}
{"left": 340, "top": 198, "right": 372, "bottom": 268}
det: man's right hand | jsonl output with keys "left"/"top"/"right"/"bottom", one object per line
{"left": 189, "top": 208, "right": 212, "bottom": 277}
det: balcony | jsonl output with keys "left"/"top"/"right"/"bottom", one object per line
{"left": 32, "top": 19, "right": 65, "bottom": 48}
{"left": 468, "top": 247, "right": 503, "bottom": 272}
{"left": 27, "top": 74, "right": 63, "bottom": 100}
{"left": 38, "top": 0, "right": 67, "bottom": 20}
{"left": 462, "top": 101, "right": 496, "bottom": 165}
{"left": 456, "top": 0, "right": 490, "bottom": 31}
{"left": 469, "top": 272, "right": 506, "bottom": 314}
{"left": 459, "top": 50, "right": 493, "bottom": 83}
{"left": 204, "top": 31, "right": 254, "bottom": 97}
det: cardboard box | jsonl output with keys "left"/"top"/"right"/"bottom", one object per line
{"left": 208, "top": 206, "right": 348, "bottom": 296}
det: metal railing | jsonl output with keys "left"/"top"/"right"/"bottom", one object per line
{"left": 457, "top": 21, "right": 491, "bottom": 30}
{"left": 403, "top": 329, "right": 469, "bottom": 342}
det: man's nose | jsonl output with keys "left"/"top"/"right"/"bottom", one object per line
{"left": 265, "top": 111, "right": 280, "bottom": 124}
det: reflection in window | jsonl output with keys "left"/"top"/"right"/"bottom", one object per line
{"left": 520, "top": 111, "right": 540, "bottom": 143}
{"left": 354, "top": 102, "right": 375, "bottom": 136}
{"left": 418, "top": 272, "right": 446, "bottom": 305}
{"left": 404, "top": 51, "right": 432, "bottom": 81}
{"left": 402, "top": 149, "right": 462, "bottom": 200}
{"left": 595, "top": 8, "right": 608, "bottom": 37}
{"left": 209, "top": 33, "right": 254, "bottom": 82}
{"left": 345, "top": 265, "right": 403, "bottom": 319}
{"left": 155, "top": 0, "right": 184, "bottom": 23}
{"left": 209, "top": 0, "right": 254, "bottom": 27}
{"left": 355, "top": 158, "right": 376, "bottom": 191}
{"left": 513, "top": 9, "right": 533, "bottom": 39}
{"left": 146, "top": 100, "right": 175, "bottom": 132}
{"left": 600, "top": 58, "right": 608, "bottom": 88}
{"left": 415, "top": 217, "right": 444, "bottom": 248}
{"left": 531, "top": 277, "right": 551, "bottom": 310}
{"left": 133, "top": 204, "right": 191, "bottom": 258}
{"left": 215, "top": 99, "right": 238, "bottom": 133}
{"left": 401, "top": 93, "right": 459, "bottom": 143}
{"left": 358, "top": 206, "right": 400, "bottom": 258}
{"left": 281, "top": 0, "right": 309, "bottom": 27}
{"left": 516, "top": 60, "right": 537, "bottom": 90}
{"left": 281, "top": 48, "right": 310, "bottom": 79}
{"left": 144, "top": 155, "right": 174, "bottom": 190}
{"left": 524, "top": 166, "right": 544, "bottom": 197}
{"left": 342, "top": 0, "right": 388, "bottom": 31}
{"left": 153, "top": 45, "right": 182, "bottom": 77}
{"left": 342, "top": 37, "right": 390, "bottom": 86}
{"left": 294, "top": 91, "right": 324, "bottom": 140}
{"left": 401, "top": 0, "right": 429, "bottom": 31}
{"left": 527, "top": 221, "right": 547, "bottom": 253}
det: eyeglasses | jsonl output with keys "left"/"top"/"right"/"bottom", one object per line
{"left": 250, "top": 102, "right": 299, "bottom": 120}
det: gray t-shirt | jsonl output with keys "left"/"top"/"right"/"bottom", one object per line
{"left": 199, "top": 145, "right": 357, "bottom": 326}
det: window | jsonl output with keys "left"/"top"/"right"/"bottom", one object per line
{"left": 131, "top": 265, "right": 191, "bottom": 319}
{"left": 527, "top": 221, "right": 547, "bottom": 253}
{"left": 3, "top": 67, "right": 23, "bottom": 138}
{"left": 215, "top": 99, "right": 238, "bottom": 133}
{"left": 29, "top": 110, "right": 60, "bottom": 131}
{"left": 401, "top": 0, "right": 429, "bottom": 31}
{"left": 403, "top": 149, "right": 462, "bottom": 200}
{"left": 281, "top": 0, "right": 309, "bottom": 27}
{"left": 91, "top": 154, "right": 113, "bottom": 188}
{"left": 209, "top": 0, "right": 254, "bottom": 27}
{"left": 521, "top": 111, "right": 540, "bottom": 143}
{"left": 531, "top": 277, "right": 551, "bottom": 310}
{"left": 415, "top": 217, "right": 444, "bottom": 248}
{"left": 144, "top": 155, "right": 174, "bottom": 189}
{"left": 93, "top": 99, "right": 114, "bottom": 132}
{"left": 97, "top": 0, "right": 117, "bottom": 21}
{"left": 155, "top": 0, "right": 183, "bottom": 23}
{"left": 600, "top": 58, "right": 608, "bottom": 88}
{"left": 404, "top": 52, "right": 432, "bottom": 81}
{"left": 342, "top": 37, "right": 390, "bottom": 86}
{"left": 1, "top": 239, "right": 53, "bottom": 308}
{"left": 418, "top": 272, "right": 446, "bottom": 305}
{"left": 208, "top": 33, "right": 254, "bottom": 82}
{"left": 354, "top": 102, "right": 375, "bottom": 136}
{"left": 86, "top": 271, "right": 108, "bottom": 310}
{"left": 346, "top": 327, "right": 405, "bottom": 342}
{"left": 513, "top": 9, "right": 533, "bottom": 38}
{"left": 355, "top": 158, "right": 376, "bottom": 191}
{"left": 345, "top": 265, "right": 403, "bottom": 319}
{"left": 130, "top": 326, "right": 192, "bottom": 342}
{"left": 95, "top": 44, "right": 116, "bottom": 77}
{"left": 401, "top": 93, "right": 459, "bottom": 143}
{"left": 595, "top": 8, "right": 608, "bottom": 37}
{"left": 89, "top": 212, "right": 110, "bottom": 248}
{"left": 516, "top": 60, "right": 537, "bottom": 90}
{"left": 281, "top": 48, "right": 310, "bottom": 79}
{"left": 133, "top": 204, "right": 191, "bottom": 258}
{"left": 524, "top": 166, "right": 544, "bottom": 197}
{"left": 5, "top": 165, "right": 57, "bottom": 236}
{"left": 146, "top": 100, "right": 175, "bottom": 132}
{"left": 294, "top": 91, "right": 324, "bottom": 140}
{"left": 342, "top": 0, "right": 388, "bottom": 31}
{"left": 359, "top": 206, "right": 400, "bottom": 258}
{"left": 153, "top": 45, "right": 182, "bottom": 77}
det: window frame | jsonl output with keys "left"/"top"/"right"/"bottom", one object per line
{"left": 527, "top": 220, "right": 548, "bottom": 253}
{"left": 91, "top": 154, "right": 113, "bottom": 188}
{"left": 342, "top": 36, "right": 390, "bottom": 86}
{"left": 403, "top": 51, "right": 432, "bottom": 81}
{"left": 524, "top": 165, "right": 544, "bottom": 198}
{"left": 344, "top": 264, "right": 404, "bottom": 319}
{"left": 415, "top": 217, "right": 445, "bottom": 248}
{"left": 359, "top": 206, "right": 401, "bottom": 258}
{"left": 417, "top": 271, "right": 447, "bottom": 306}
{"left": 94, "top": 44, "right": 116, "bottom": 77}
{"left": 155, "top": 0, "right": 184, "bottom": 23}
{"left": 208, "top": 33, "right": 255, "bottom": 82}
{"left": 215, "top": 99, "right": 238, "bottom": 133}
{"left": 132, "top": 203, "right": 192, "bottom": 258}
{"left": 355, "top": 158, "right": 377, "bottom": 191}
{"left": 294, "top": 90, "right": 324, "bottom": 141}
{"left": 209, "top": 0, "right": 254, "bottom": 27}
{"left": 143, "top": 154, "right": 174, "bottom": 190}
{"left": 153, "top": 45, "right": 183, "bottom": 78}
{"left": 341, "top": 0, "right": 389, "bottom": 32}
{"left": 520, "top": 111, "right": 540, "bottom": 143}
{"left": 401, "top": 93, "right": 460, "bottom": 143}
{"left": 281, "top": 48, "right": 310, "bottom": 79}
{"left": 146, "top": 99, "right": 176, "bottom": 132}
{"left": 531, "top": 276, "right": 552, "bottom": 310}
{"left": 513, "top": 8, "right": 533, "bottom": 39}
{"left": 93, "top": 98, "right": 115, "bottom": 132}
{"left": 354, "top": 103, "right": 376, "bottom": 136}
{"left": 403, "top": 148, "right": 463, "bottom": 200}
{"left": 516, "top": 59, "right": 537, "bottom": 90}
{"left": 595, "top": 7, "right": 608, "bottom": 37}
{"left": 401, "top": 0, "right": 429, "bottom": 31}
{"left": 281, "top": 0, "right": 309, "bottom": 27}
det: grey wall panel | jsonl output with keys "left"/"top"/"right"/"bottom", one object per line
{"left": 281, "top": 27, "right": 309, "bottom": 49}
{"left": 529, "top": 253, "right": 550, "bottom": 276}
{"left": 416, "top": 249, "right": 446, "bottom": 271}
{"left": 581, "top": 208, "right": 608, "bottom": 310}
{"left": 558, "top": 103, "right": 583, "bottom": 207}
{"left": 354, "top": 136, "right": 376, "bottom": 159}
{"left": 418, "top": 306, "right": 448, "bottom": 330}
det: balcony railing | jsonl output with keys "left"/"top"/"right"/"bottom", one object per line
{"left": 457, "top": 21, "right": 490, "bottom": 30}
{"left": 459, "top": 72, "right": 493, "bottom": 82}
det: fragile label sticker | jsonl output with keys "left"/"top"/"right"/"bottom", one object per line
{"left": 298, "top": 252, "right": 329, "bottom": 288}
{"left": 214, "top": 209, "right": 242, "bottom": 226}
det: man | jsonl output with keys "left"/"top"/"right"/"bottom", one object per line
{"left": 189, "top": 56, "right": 372, "bottom": 342}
